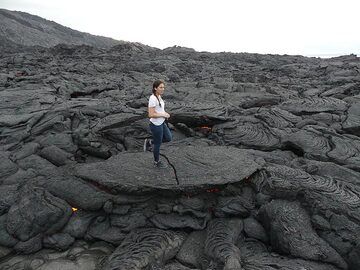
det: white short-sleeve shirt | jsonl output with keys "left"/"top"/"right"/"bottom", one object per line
{"left": 148, "top": 94, "right": 165, "bottom": 126}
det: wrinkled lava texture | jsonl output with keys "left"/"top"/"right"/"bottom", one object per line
{"left": 0, "top": 43, "right": 360, "bottom": 270}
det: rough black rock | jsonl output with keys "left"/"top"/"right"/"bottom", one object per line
{"left": 0, "top": 12, "right": 360, "bottom": 270}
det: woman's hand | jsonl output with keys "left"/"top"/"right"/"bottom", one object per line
{"left": 163, "top": 112, "right": 170, "bottom": 119}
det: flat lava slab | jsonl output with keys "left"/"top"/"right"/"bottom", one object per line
{"left": 74, "top": 146, "right": 263, "bottom": 192}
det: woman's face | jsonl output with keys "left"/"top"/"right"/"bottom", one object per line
{"left": 155, "top": 83, "right": 165, "bottom": 95}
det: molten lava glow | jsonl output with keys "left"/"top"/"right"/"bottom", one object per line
{"left": 200, "top": 126, "right": 212, "bottom": 131}
{"left": 72, "top": 207, "right": 78, "bottom": 212}
{"left": 206, "top": 188, "right": 220, "bottom": 193}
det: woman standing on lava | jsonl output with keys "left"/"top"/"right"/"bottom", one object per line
{"left": 144, "top": 80, "right": 172, "bottom": 168}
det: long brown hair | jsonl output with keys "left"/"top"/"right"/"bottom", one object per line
{"left": 152, "top": 80, "right": 164, "bottom": 107}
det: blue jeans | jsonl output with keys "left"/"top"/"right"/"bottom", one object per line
{"left": 149, "top": 121, "right": 172, "bottom": 162}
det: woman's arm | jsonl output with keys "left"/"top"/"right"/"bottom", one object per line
{"left": 148, "top": 107, "right": 170, "bottom": 118}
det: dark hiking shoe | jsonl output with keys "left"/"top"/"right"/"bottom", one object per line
{"left": 154, "top": 160, "right": 167, "bottom": 169}
{"left": 143, "top": 139, "right": 153, "bottom": 152}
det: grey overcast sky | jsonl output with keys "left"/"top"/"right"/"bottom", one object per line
{"left": 1, "top": 0, "right": 359, "bottom": 57}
